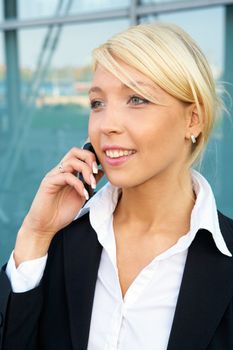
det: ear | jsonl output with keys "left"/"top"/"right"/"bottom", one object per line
{"left": 185, "top": 104, "right": 204, "bottom": 141}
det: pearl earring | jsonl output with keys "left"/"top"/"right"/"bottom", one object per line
{"left": 191, "top": 134, "right": 196, "bottom": 144}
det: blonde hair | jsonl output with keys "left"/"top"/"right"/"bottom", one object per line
{"left": 92, "top": 22, "right": 224, "bottom": 168}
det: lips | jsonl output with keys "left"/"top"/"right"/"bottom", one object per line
{"left": 101, "top": 144, "right": 137, "bottom": 167}
{"left": 102, "top": 144, "right": 135, "bottom": 151}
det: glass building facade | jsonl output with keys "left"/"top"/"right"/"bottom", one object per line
{"left": 0, "top": 0, "right": 233, "bottom": 265}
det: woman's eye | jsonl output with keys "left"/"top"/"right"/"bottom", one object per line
{"left": 128, "top": 95, "right": 149, "bottom": 105}
{"left": 90, "top": 100, "right": 105, "bottom": 110}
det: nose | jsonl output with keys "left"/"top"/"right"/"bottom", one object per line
{"left": 100, "top": 105, "right": 123, "bottom": 135}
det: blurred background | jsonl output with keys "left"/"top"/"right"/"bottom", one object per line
{"left": 0, "top": 0, "right": 232, "bottom": 265}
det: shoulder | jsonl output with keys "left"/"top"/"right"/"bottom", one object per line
{"left": 217, "top": 210, "right": 233, "bottom": 244}
{"left": 48, "top": 212, "right": 93, "bottom": 254}
{"left": 44, "top": 211, "right": 100, "bottom": 276}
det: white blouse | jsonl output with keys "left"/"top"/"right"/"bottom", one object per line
{"left": 6, "top": 169, "right": 232, "bottom": 350}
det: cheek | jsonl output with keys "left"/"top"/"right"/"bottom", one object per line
{"left": 140, "top": 114, "right": 185, "bottom": 164}
{"left": 88, "top": 115, "right": 99, "bottom": 145}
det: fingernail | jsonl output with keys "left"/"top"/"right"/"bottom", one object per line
{"left": 90, "top": 174, "right": 96, "bottom": 189}
{"left": 83, "top": 188, "right": 89, "bottom": 201}
{"left": 92, "top": 162, "right": 98, "bottom": 174}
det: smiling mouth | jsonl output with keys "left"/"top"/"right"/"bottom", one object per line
{"left": 105, "top": 149, "right": 136, "bottom": 158}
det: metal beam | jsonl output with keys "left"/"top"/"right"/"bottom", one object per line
{"left": 130, "top": 0, "right": 140, "bottom": 26}
{"left": 0, "top": 0, "right": 233, "bottom": 31}
{"left": 3, "top": 0, "right": 20, "bottom": 133}
{"left": 0, "top": 8, "right": 129, "bottom": 30}
{"left": 137, "top": 0, "right": 233, "bottom": 16}
{"left": 220, "top": 4, "right": 233, "bottom": 218}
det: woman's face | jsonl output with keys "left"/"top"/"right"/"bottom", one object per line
{"left": 88, "top": 62, "right": 193, "bottom": 188}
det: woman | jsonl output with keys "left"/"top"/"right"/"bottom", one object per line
{"left": 0, "top": 23, "right": 233, "bottom": 350}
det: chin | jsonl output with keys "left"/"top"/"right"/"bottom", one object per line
{"left": 105, "top": 172, "right": 143, "bottom": 189}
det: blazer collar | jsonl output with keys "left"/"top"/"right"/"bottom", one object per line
{"left": 167, "top": 211, "right": 233, "bottom": 350}
{"left": 63, "top": 211, "right": 233, "bottom": 350}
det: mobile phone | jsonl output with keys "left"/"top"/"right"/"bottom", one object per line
{"left": 78, "top": 142, "right": 100, "bottom": 199}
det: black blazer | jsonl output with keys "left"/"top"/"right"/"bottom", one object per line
{"left": 0, "top": 210, "right": 233, "bottom": 350}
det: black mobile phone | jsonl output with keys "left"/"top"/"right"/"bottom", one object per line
{"left": 78, "top": 142, "right": 100, "bottom": 198}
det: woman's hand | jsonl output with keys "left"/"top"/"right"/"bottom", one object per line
{"left": 14, "top": 147, "right": 104, "bottom": 266}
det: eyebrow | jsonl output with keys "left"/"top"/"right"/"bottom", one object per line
{"left": 88, "top": 81, "right": 157, "bottom": 95}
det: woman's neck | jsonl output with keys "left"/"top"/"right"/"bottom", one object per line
{"left": 113, "top": 168, "right": 196, "bottom": 239}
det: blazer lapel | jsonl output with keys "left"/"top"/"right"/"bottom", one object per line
{"left": 62, "top": 211, "right": 233, "bottom": 350}
{"left": 63, "top": 214, "right": 102, "bottom": 350}
{"left": 167, "top": 224, "right": 233, "bottom": 350}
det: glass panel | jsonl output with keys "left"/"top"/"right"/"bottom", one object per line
{"left": 18, "top": 0, "right": 129, "bottom": 20}
{"left": 19, "top": 0, "right": 61, "bottom": 19}
{"left": 140, "top": 7, "right": 231, "bottom": 214}
{"left": 0, "top": 1, "right": 3, "bottom": 21}
{"left": 70, "top": 0, "right": 129, "bottom": 13}
{"left": 0, "top": 19, "right": 129, "bottom": 265}
{"left": 0, "top": 32, "right": 5, "bottom": 138}
{"left": 140, "top": 7, "right": 225, "bottom": 75}
{"left": 0, "top": 31, "right": 7, "bottom": 263}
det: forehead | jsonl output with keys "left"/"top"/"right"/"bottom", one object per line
{"left": 90, "top": 63, "right": 163, "bottom": 97}
{"left": 92, "top": 63, "right": 152, "bottom": 85}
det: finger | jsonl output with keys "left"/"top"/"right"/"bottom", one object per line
{"left": 48, "top": 158, "right": 96, "bottom": 188}
{"left": 42, "top": 172, "right": 89, "bottom": 200}
{"left": 61, "top": 147, "right": 98, "bottom": 172}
